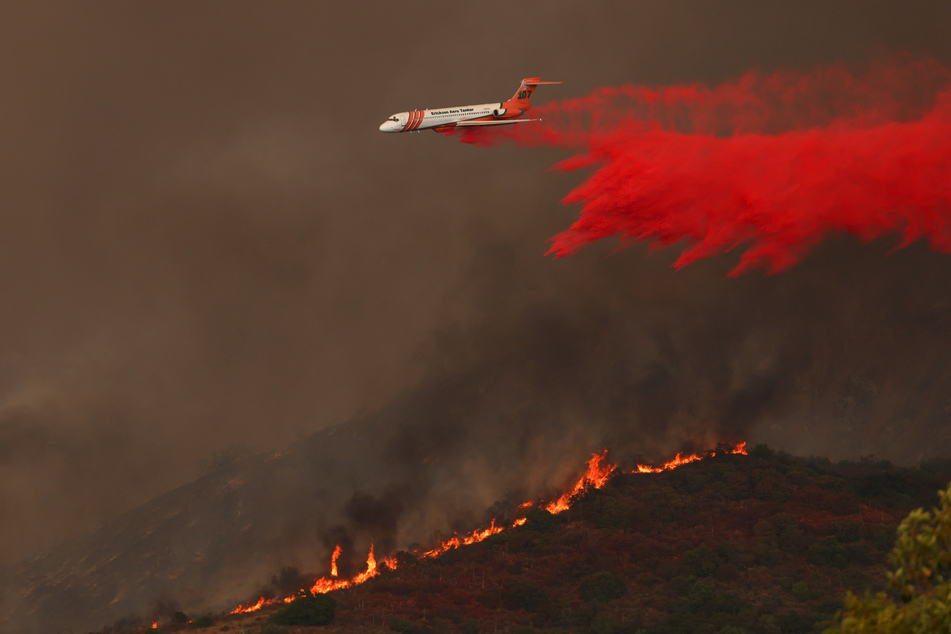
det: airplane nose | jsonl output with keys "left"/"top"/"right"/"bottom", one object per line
{"left": 379, "top": 120, "right": 400, "bottom": 133}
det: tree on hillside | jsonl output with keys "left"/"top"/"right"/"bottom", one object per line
{"left": 827, "top": 481, "right": 951, "bottom": 633}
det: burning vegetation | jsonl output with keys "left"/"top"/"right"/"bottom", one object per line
{"left": 228, "top": 442, "right": 747, "bottom": 617}
{"left": 97, "top": 442, "right": 951, "bottom": 633}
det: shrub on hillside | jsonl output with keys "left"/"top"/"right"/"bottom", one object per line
{"left": 870, "top": 523, "right": 898, "bottom": 552}
{"left": 770, "top": 513, "right": 808, "bottom": 554}
{"left": 752, "top": 472, "right": 792, "bottom": 503}
{"left": 774, "top": 610, "right": 816, "bottom": 633}
{"left": 593, "top": 496, "right": 633, "bottom": 529}
{"left": 268, "top": 591, "right": 335, "bottom": 626}
{"left": 834, "top": 519, "right": 866, "bottom": 543}
{"left": 855, "top": 471, "right": 916, "bottom": 506}
{"left": 389, "top": 616, "right": 417, "bottom": 633}
{"left": 460, "top": 620, "right": 480, "bottom": 634}
{"left": 192, "top": 614, "right": 214, "bottom": 628}
{"left": 682, "top": 546, "right": 720, "bottom": 577}
{"left": 588, "top": 610, "right": 619, "bottom": 634}
{"left": 790, "top": 581, "right": 814, "bottom": 601}
{"left": 669, "top": 578, "right": 743, "bottom": 617}
{"left": 523, "top": 507, "right": 561, "bottom": 533}
{"left": 502, "top": 577, "right": 549, "bottom": 612}
{"left": 579, "top": 571, "right": 625, "bottom": 603}
{"left": 808, "top": 536, "right": 850, "bottom": 568}
{"left": 846, "top": 539, "right": 878, "bottom": 565}
{"left": 752, "top": 513, "right": 809, "bottom": 567}
{"left": 642, "top": 486, "right": 689, "bottom": 521}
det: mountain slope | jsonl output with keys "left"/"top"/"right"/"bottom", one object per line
{"left": 285, "top": 448, "right": 951, "bottom": 634}
{"left": 92, "top": 448, "right": 951, "bottom": 634}
{"left": 0, "top": 370, "right": 645, "bottom": 634}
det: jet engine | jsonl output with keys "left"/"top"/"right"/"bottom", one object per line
{"left": 493, "top": 107, "right": 521, "bottom": 117}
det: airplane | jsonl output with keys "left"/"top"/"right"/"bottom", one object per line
{"left": 379, "top": 77, "right": 561, "bottom": 133}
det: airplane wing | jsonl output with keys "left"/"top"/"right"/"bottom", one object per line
{"left": 455, "top": 118, "right": 541, "bottom": 127}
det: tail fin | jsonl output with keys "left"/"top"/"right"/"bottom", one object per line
{"left": 511, "top": 77, "right": 562, "bottom": 102}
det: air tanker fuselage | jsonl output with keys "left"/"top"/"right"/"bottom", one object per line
{"left": 379, "top": 78, "right": 560, "bottom": 134}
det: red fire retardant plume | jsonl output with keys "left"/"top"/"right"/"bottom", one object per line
{"left": 460, "top": 58, "right": 951, "bottom": 275}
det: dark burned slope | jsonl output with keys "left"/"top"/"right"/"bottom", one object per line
{"left": 226, "top": 448, "right": 951, "bottom": 634}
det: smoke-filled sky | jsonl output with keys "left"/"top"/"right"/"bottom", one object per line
{"left": 2, "top": 0, "right": 951, "bottom": 572}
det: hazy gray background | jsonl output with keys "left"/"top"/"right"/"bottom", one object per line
{"left": 2, "top": 0, "right": 951, "bottom": 574}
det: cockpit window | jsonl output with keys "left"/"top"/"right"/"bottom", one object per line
{"left": 389, "top": 116, "right": 399, "bottom": 121}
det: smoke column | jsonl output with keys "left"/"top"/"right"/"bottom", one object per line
{"left": 462, "top": 58, "right": 951, "bottom": 276}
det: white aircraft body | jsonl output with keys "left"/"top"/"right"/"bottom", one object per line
{"left": 379, "top": 77, "right": 561, "bottom": 133}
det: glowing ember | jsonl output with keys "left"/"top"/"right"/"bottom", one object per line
{"left": 545, "top": 450, "right": 614, "bottom": 514}
{"left": 330, "top": 544, "right": 341, "bottom": 577}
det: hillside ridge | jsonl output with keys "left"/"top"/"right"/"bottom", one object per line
{"left": 91, "top": 447, "right": 951, "bottom": 633}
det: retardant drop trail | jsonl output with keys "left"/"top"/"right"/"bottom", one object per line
{"left": 460, "top": 58, "right": 951, "bottom": 276}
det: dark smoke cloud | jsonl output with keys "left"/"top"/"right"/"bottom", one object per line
{"left": 2, "top": 1, "right": 951, "bottom": 631}
{"left": 414, "top": 223, "right": 951, "bottom": 470}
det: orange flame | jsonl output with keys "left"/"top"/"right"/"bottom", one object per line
{"left": 229, "top": 544, "right": 383, "bottom": 614}
{"left": 151, "top": 622, "right": 158, "bottom": 629}
{"left": 634, "top": 442, "right": 747, "bottom": 473}
{"left": 545, "top": 450, "right": 614, "bottom": 514}
{"left": 330, "top": 544, "right": 341, "bottom": 577}
{"left": 352, "top": 544, "right": 379, "bottom": 585}
{"left": 230, "top": 595, "right": 267, "bottom": 615}
{"left": 310, "top": 544, "right": 380, "bottom": 594}
{"left": 420, "top": 516, "right": 522, "bottom": 559}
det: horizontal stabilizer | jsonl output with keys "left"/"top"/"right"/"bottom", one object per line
{"left": 511, "top": 78, "right": 562, "bottom": 102}
{"left": 455, "top": 118, "right": 541, "bottom": 127}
